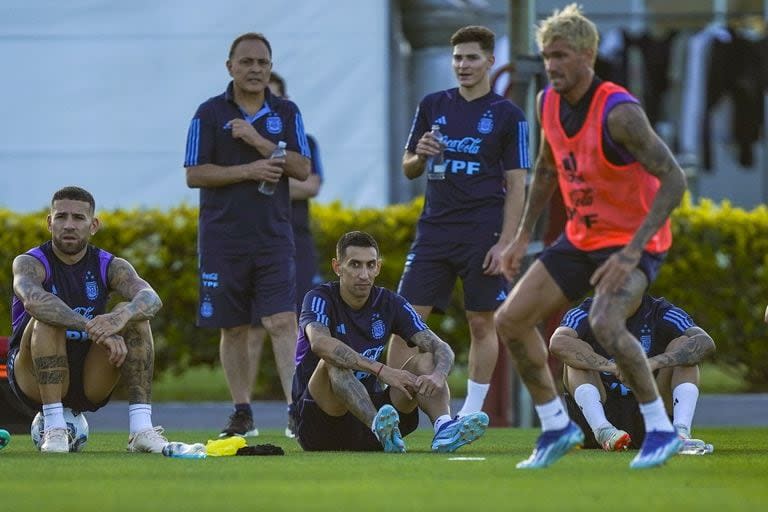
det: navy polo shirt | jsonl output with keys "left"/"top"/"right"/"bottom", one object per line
{"left": 560, "top": 295, "right": 697, "bottom": 397}
{"left": 184, "top": 82, "right": 311, "bottom": 253}
{"left": 405, "top": 88, "right": 530, "bottom": 243}
{"left": 292, "top": 282, "right": 428, "bottom": 403}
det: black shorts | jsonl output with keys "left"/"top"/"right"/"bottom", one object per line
{"left": 6, "top": 334, "right": 111, "bottom": 414}
{"left": 564, "top": 392, "right": 645, "bottom": 449}
{"left": 197, "top": 248, "right": 296, "bottom": 327}
{"left": 293, "top": 387, "right": 420, "bottom": 451}
{"left": 397, "top": 235, "right": 508, "bottom": 313}
{"left": 539, "top": 235, "right": 666, "bottom": 301}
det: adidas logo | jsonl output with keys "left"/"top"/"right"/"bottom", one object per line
{"left": 496, "top": 290, "right": 508, "bottom": 301}
{"left": 434, "top": 115, "right": 447, "bottom": 125}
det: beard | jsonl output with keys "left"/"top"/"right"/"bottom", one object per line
{"left": 53, "top": 235, "right": 88, "bottom": 255}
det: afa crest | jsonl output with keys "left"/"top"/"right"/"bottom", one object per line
{"left": 84, "top": 271, "right": 99, "bottom": 301}
{"left": 266, "top": 115, "right": 283, "bottom": 134}
{"left": 371, "top": 317, "right": 386, "bottom": 340}
{"left": 477, "top": 111, "right": 493, "bottom": 134}
{"left": 200, "top": 296, "right": 214, "bottom": 319}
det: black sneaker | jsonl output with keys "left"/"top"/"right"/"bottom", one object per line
{"left": 219, "top": 410, "right": 259, "bottom": 438}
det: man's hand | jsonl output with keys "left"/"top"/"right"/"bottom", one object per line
{"left": 227, "top": 118, "right": 265, "bottom": 148}
{"left": 590, "top": 247, "right": 642, "bottom": 294}
{"left": 415, "top": 371, "right": 446, "bottom": 398}
{"left": 245, "top": 158, "right": 285, "bottom": 183}
{"left": 500, "top": 234, "right": 529, "bottom": 281}
{"left": 378, "top": 365, "right": 418, "bottom": 400}
{"left": 414, "top": 131, "right": 444, "bottom": 158}
{"left": 86, "top": 312, "right": 129, "bottom": 345}
{"left": 100, "top": 334, "right": 127, "bottom": 367}
{"left": 482, "top": 241, "right": 505, "bottom": 276}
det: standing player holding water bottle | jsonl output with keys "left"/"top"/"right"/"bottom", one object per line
{"left": 389, "top": 25, "right": 530, "bottom": 420}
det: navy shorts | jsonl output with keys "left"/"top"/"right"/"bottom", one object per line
{"left": 539, "top": 235, "right": 666, "bottom": 301}
{"left": 564, "top": 391, "right": 646, "bottom": 449}
{"left": 6, "top": 321, "right": 111, "bottom": 413}
{"left": 292, "top": 387, "right": 420, "bottom": 451}
{"left": 397, "top": 236, "right": 508, "bottom": 313}
{"left": 294, "top": 232, "right": 322, "bottom": 313}
{"left": 197, "top": 248, "right": 296, "bottom": 328}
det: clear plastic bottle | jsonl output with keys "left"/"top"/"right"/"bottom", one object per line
{"left": 258, "top": 140, "right": 287, "bottom": 196}
{"left": 678, "top": 438, "right": 714, "bottom": 455}
{"left": 425, "top": 124, "right": 446, "bottom": 181}
{"left": 162, "top": 441, "right": 207, "bottom": 459}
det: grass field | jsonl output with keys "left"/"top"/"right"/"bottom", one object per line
{"left": 150, "top": 362, "right": 748, "bottom": 401}
{"left": 1, "top": 427, "right": 765, "bottom": 512}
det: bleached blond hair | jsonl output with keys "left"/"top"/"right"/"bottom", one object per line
{"left": 535, "top": 3, "right": 599, "bottom": 55}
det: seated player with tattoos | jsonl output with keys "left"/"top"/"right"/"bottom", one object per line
{"left": 291, "top": 231, "right": 489, "bottom": 452}
{"left": 550, "top": 294, "right": 715, "bottom": 452}
{"left": 7, "top": 186, "right": 174, "bottom": 453}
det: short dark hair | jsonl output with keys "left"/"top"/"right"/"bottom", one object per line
{"left": 450, "top": 25, "right": 495, "bottom": 54}
{"left": 336, "top": 231, "right": 379, "bottom": 261}
{"left": 229, "top": 32, "right": 272, "bottom": 60}
{"left": 269, "top": 71, "right": 286, "bottom": 97}
{"left": 51, "top": 186, "right": 95, "bottom": 213}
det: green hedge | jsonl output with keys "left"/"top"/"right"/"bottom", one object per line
{"left": 2, "top": 195, "right": 767, "bottom": 391}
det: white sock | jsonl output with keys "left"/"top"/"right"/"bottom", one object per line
{"left": 672, "top": 382, "right": 699, "bottom": 434}
{"left": 458, "top": 380, "right": 490, "bottom": 416}
{"left": 535, "top": 397, "right": 570, "bottom": 431}
{"left": 638, "top": 398, "right": 674, "bottom": 432}
{"left": 129, "top": 404, "right": 154, "bottom": 434}
{"left": 42, "top": 402, "right": 66, "bottom": 430}
{"left": 573, "top": 384, "right": 611, "bottom": 432}
{"left": 434, "top": 414, "right": 452, "bottom": 433}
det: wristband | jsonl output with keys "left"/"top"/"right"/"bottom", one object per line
{"left": 375, "top": 362, "right": 384, "bottom": 377}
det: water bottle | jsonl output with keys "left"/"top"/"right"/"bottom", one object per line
{"left": 162, "top": 441, "right": 207, "bottom": 459}
{"left": 678, "top": 438, "right": 714, "bottom": 455}
{"left": 258, "top": 141, "right": 287, "bottom": 196}
{"left": 425, "top": 124, "right": 446, "bottom": 181}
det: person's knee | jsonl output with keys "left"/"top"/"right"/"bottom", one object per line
{"left": 466, "top": 312, "right": 495, "bottom": 342}
{"left": 402, "top": 352, "right": 435, "bottom": 376}
{"left": 262, "top": 312, "right": 297, "bottom": 337}
{"left": 588, "top": 309, "right": 624, "bottom": 353}
{"left": 494, "top": 300, "right": 531, "bottom": 340}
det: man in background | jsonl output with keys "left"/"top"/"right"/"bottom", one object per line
{"left": 184, "top": 32, "right": 311, "bottom": 438}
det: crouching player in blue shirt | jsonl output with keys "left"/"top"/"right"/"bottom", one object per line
{"left": 291, "top": 231, "right": 489, "bottom": 452}
{"left": 550, "top": 294, "right": 715, "bottom": 453}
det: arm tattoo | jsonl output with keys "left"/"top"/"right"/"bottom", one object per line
{"left": 651, "top": 329, "right": 715, "bottom": 369}
{"left": 607, "top": 104, "right": 687, "bottom": 252}
{"left": 308, "top": 323, "right": 373, "bottom": 372}
{"left": 108, "top": 258, "right": 162, "bottom": 320}
{"left": 410, "top": 329, "right": 453, "bottom": 376}
{"left": 572, "top": 350, "right": 614, "bottom": 371}
{"left": 13, "top": 256, "right": 86, "bottom": 330}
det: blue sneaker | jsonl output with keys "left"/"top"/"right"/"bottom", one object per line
{"left": 431, "top": 412, "right": 489, "bottom": 453}
{"left": 373, "top": 405, "right": 405, "bottom": 453}
{"left": 630, "top": 430, "right": 683, "bottom": 469}
{"left": 0, "top": 429, "right": 10, "bottom": 451}
{"left": 516, "top": 421, "right": 584, "bottom": 469}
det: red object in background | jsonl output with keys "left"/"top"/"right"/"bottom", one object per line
{"left": 0, "top": 336, "right": 8, "bottom": 379}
